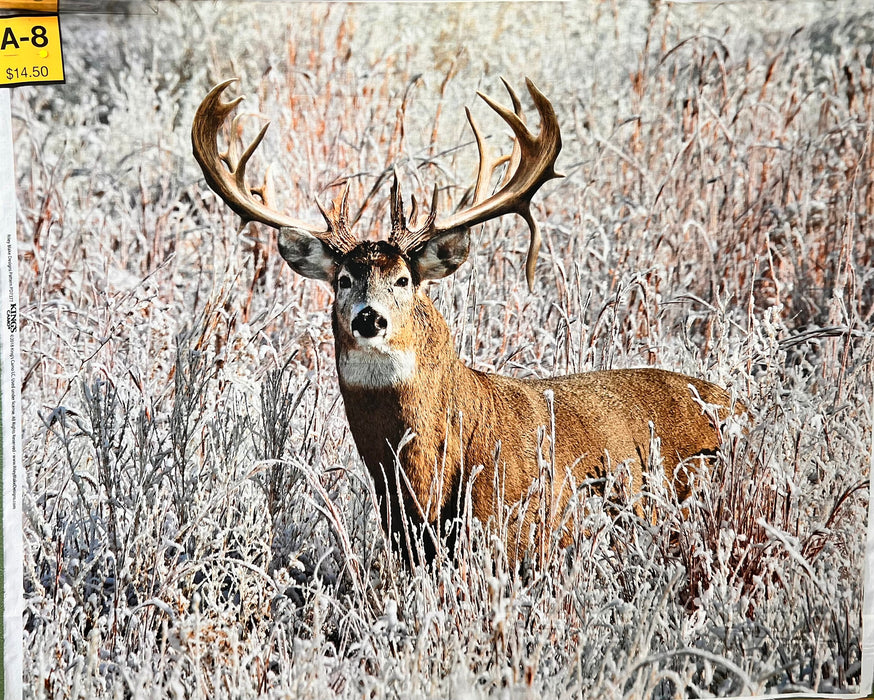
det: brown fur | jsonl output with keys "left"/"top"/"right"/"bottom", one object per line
{"left": 337, "top": 287, "right": 733, "bottom": 566}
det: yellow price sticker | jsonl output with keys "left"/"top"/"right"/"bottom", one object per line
{"left": 0, "top": 1, "right": 58, "bottom": 12}
{"left": 0, "top": 14, "right": 64, "bottom": 87}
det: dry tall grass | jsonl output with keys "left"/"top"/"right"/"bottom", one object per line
{"left": 13, "top": 2, "right": 871, "bottom": 698}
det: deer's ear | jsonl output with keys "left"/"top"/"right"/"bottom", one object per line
{"left": 278, "top": 227, "right": 338, "bottom": 282}
{"left": 408, "top": 227, "right": 470, "bottom": 281}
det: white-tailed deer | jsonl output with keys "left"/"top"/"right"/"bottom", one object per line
{"left": 192, "top": 78, "right": 735, "bottom": 566}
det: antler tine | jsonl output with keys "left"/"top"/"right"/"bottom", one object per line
{"left": 233, "top": 119, "right": 270, "bottom": 195}
{"left": 501, "top": 75, "right": 524, "bottom": 115}
{"left": 315, "top": 181, "right": 358, "bottom": 251}
{"left": 248, "top": 163, "right": 274, "bottom": 212}
{"left": 406, "top": 186, "right": 439, "bottom": 232}
{"left": 430, "top": 77, "right": 562, "bottom": 291}
{"left": 421, "top": 185, "right": 438, "bottom": 233}
{"left": 225, "top": 111, "right": 245, "bottom": 170}
{"left": 192, "top": 79, "right": 357, "bottom": 253}
{"left": 465, "top": 107, "right": 492, "bottom": 204}
{"left": 390, "top": 179, "right": 439, "bottom": 253}
{"left": 466, "top": 105, "right": 516, "bottom": 205}
{"left": 389, "top": 171, "right": 407, "bottom": 238}
{"left": 497, "top": 77, "right": 524, "bottom": 189}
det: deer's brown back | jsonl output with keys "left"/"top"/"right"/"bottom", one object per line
{"left": 456, "top": 367, "right": 731, "bottom": 543}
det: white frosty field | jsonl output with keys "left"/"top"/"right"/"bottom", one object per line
{"left": 13, "top": 2, "right": 872, "bottom": 697}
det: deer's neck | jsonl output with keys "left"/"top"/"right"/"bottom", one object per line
{"left": 334, "top": 295, "right": 486, "bottom": 511}
{"left": 334, "top": 293, "right": 472, "bottom": 418}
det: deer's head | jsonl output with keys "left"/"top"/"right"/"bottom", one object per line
{"left": 191, "top": 78, "right": 561, "bottom": 369}
{"left": 274, "top": 178, "right": 472, "bottom": 361}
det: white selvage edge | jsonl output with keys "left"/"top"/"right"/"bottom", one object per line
{"left": 0, "top": 87, "right": 23, "bottom": 700}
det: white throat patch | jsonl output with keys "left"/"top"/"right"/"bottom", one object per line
{"left": 337, "top": 347, "right": 417, "bottom": 389}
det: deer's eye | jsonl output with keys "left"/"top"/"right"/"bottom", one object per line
{"left": 395, "top": 276, "right": 409, "bottom": 288}
{"left": 338, "top": 275, "right": 352, "bottom": 290}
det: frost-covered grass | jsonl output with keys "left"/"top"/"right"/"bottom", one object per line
{"left": 13, "top": 2, "right": 872, "bottom": 697}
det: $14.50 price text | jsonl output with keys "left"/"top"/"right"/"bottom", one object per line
{"left": 6, "top": 65, "right": 49, "bottom": 80}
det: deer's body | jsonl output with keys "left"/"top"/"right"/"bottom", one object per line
{"left": 332, "top": 248, "right": 730, "bottom": 562}
{"left": 192, "top": 78, "right": 736, "bottom": 567}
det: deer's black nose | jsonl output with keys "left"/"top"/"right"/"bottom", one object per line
{"left": 352, "top": 306, "right": 388, "bottom": 338}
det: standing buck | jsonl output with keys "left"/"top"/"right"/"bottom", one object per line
{"left": 192, "top": 78, "right": 735, "bottom": 566}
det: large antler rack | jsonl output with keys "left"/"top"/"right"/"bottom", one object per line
{"left": 191, "top": 79, "right": 358, "bottom": 254}
{"left": 390, "top": 77, "right": 562, "bottom": 290}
